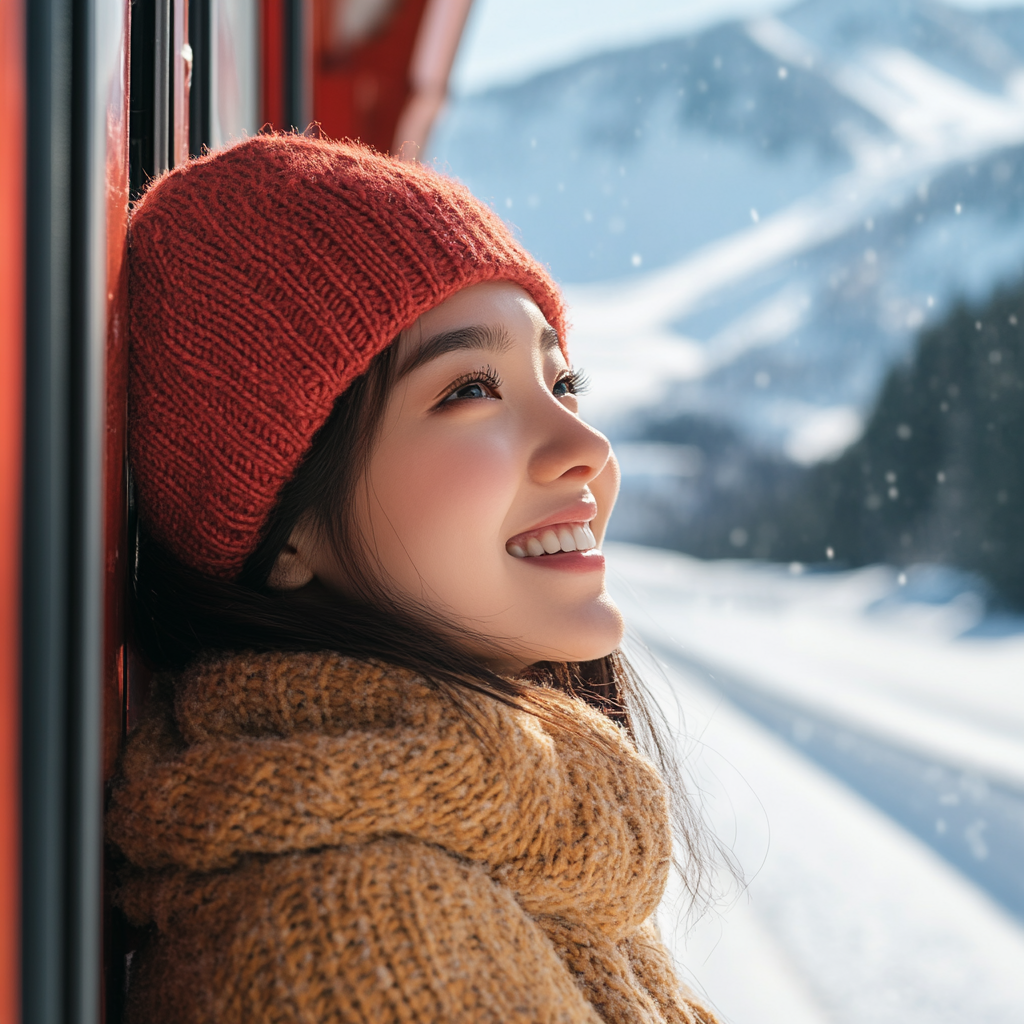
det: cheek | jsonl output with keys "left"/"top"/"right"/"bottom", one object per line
{"left": 591, "top": 450, "right": 621, "bottom": 542}
{"left": 365, "top": 423, "right": 520, "bottom": 585}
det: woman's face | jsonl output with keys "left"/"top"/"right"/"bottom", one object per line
{"left": 289, "top": 281, "right": 624, "bottom": 671}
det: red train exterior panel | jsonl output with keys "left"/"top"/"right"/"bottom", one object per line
{"left": 0, "top": 0, "right": 22, "bottom": 1018}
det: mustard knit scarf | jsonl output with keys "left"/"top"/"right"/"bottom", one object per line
{"left": 106, "top": 651, "right": 717, "bottom": 1024}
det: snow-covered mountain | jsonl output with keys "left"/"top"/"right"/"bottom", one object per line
{"left": 430, "top": 0, "right": 1024, "bottom": 467}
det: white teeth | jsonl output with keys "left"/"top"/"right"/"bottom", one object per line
{"left": 540, "top": 530, "right": 561, "bottom": 554}
{"left": 508, "top": 522, "right": 599, "bottom": 558}
{"left": 571, "top": 524, "right": 592, "bottom": 550}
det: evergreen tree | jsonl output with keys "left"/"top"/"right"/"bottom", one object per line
{"left": 796, "top": 284, "right": 1024, "bottom": 605}
{"left": 627, "top": 280, "right": 1024, "bottom": 606}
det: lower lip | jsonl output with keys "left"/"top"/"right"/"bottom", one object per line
{"left": 514, "top": 549, "right": 605, "bottom": 572}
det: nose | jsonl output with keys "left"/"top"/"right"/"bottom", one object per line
{"left": 527, "top": 396, "right": 613, "bottom": 487}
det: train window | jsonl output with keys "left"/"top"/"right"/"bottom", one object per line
{"left": 208, "top": 1, "right": 261, "bottom": 148}
{"left": 433, "top": 1, "right": 1024, "bottom": 1021}
{"left": 190, "top": 0, "right": 262, "bottom": 153}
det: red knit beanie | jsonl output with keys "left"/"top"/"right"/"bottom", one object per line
{"left": 129, "top": 134, "right": 567, "bottom": 579}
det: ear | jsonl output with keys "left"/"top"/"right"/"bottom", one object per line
{"left": 266, "top": 536, "right": 316, "bottom": 591}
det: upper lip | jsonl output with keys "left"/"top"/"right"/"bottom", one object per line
{"left": 509, "top": 498, "right": 598, "bottom": 541}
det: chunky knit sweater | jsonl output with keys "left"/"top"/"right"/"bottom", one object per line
{"left": 106, "top": 651, "right": 718, "bottom": 1024}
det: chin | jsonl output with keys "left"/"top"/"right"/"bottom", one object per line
{"left": 522, "top": 594, "right": 625, "bottom": 666}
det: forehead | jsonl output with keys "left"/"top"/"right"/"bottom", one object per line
{"left": 399, "top": 282, "right": 560, "bottom": 363}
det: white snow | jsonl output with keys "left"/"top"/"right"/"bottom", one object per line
{"left": 565, "top": 188, "right": 862, "bottom": 351}
{"left": 452, "top": 1, "right": 1024, "bottom": 94}
{"left": 451, "top": 0, "right": 800, "bottom": 93}
{"left": 561, "top": 16, "right": 1024, "bottom": 436}
{"left": 782, "top": 406, "right": 863, "bottom": 464}
{"left": 603, "top": 545, "right": 1024, "bottom": 1022}
{"left": 649, "top": 667, "right": 1024, "bottom": 1024}
{"left": 607, "top": 543, "right": 1024, "bottom": 788}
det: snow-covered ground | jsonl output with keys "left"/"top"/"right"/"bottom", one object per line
{"left": 610, "top": 543, "right": 1024, "bottom": 784}
{"left": 605, "top": 542, "right": 1024, "bottom": 1023}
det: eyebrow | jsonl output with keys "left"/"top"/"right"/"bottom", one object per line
{"left": 397, "top": 322, "right": 561, "bottom": 379}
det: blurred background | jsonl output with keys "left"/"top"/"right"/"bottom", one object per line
{"left": 425, "top": 2, "right": 1024, "bottom": 1022}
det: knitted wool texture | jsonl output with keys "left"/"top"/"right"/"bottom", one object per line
{"left": 107, "top": 652, "right": 719, "bottom": 1024}
{"left": 129, "top": 134, "right": 567, "bottom": 578}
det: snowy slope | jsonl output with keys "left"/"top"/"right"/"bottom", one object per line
{"left": 607, "top": 541, "right": 1024, "bottom": 913}
{"left": 607, "top": 542, "right": 1024, "bottom": 783}
{"left": 603, "top": 542, "right": 1024, "bottom": 1022}
{"left": 430, "top": 0, "right": 1024, "bottom": 460}
{"left": 650, "top": 669, "right": 1024, "bottom": 1024}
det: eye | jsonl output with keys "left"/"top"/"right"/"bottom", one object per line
{"left": 553, "top": 368, "right": 590, "bottom": 398}
{"left": 439, "top": 367, "right": 503, "bottom": 406}
{"left": 449, "top": 382, "right": 491, "bottom": 401}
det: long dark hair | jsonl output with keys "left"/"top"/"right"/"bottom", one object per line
{"left": 132, "top": 342, "right": 722, "bottom": 910}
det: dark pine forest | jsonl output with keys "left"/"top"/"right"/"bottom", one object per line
{"left": 629, "top": 280, "right": 1024, "bottom": 608}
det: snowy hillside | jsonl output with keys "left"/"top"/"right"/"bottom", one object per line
{"left": 605, "top": 541, "right": 1024, "bottom": 1023}
{"left": 430, "top": 0, "right": 1024, "bottom": 463}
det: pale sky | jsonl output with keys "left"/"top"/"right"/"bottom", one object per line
{"left": 451, "top": 0, "right": 1024, "bottom": 94}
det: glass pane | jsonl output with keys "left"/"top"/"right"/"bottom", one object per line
{"left": 210, "top": 0, "right": 260, "bottom": 149}
{"left": 432, "top": 1, "right": 1024, "bottom": 1021}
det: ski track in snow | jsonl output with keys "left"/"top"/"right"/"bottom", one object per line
{"left": 605, "top": 542, "right": 1024, "bottom": 1024}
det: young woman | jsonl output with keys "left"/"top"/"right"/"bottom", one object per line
{"left": 107, "top": 134, "right": 719, "bottom": 1024}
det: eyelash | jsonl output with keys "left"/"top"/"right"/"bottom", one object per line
{"left": 437, "top": 366, "right": 591, "bottom": 406}
{"left": 555, "top": 368, "right": 590, "bottom": 397}
{"left": 438, "top": 366, "right": 504, "bottom": 406}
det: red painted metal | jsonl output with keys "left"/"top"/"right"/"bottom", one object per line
{"left": 392, "top": 0, "right": 473, "bottom": 159}
{"left": 262, "top": 1, "right": 473, "bottom": 157}
{"left": 0, "top": 0, "right": 22, "bottom": 1018}
{"left": 262, "top": 0, "right": 287, "bottom": 129}
{"left": 312, "top": 0, "right": 430, "bottom": 153}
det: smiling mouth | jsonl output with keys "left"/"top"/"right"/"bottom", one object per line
{"left": 506, "top": 522, "right": 598, "bottom": 558}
